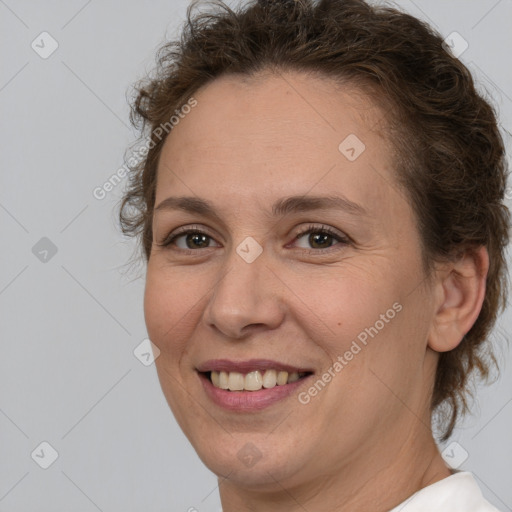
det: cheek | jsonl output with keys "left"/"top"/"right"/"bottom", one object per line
{"left": 288, "top": 260, "right": 428, "bottom": 404}
{"left": 143, "top": 263, "right": 206, "bottom": 355}
{"left": 286, "top": 263, "right": 402, "bottom": 352}
{"left": 143, "top": 264, "right": 208, "bottom": 426}
{"left": 315, "top": 279, "right": 434, "bottom": 426}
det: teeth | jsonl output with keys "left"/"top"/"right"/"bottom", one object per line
{"left": 209, "top": 369, "right": 307, "bottom": 391}
{"left": 219, "top": 371, "right": 229, "bottom": 389}
{"left": 277, "top": 371, "right": 288, "bottom": 386}
{"left": 245, "top": 371, "right": 263, "bottom": 391}
{"left": 288, "top": 372, "right": 299, "bottom": 383}
{"left": 262, "top": 369, "right": 277, "bottom": 388}
{"left": 228, "top": 371, "right": 244, "bottom": 391}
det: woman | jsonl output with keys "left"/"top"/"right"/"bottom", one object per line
{"left": 119, "top": 0, "right": 510, "bottom": 510}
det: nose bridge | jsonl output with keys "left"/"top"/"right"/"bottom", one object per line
{"left": 204, "top": 238, "right": 284, "bottom": 337}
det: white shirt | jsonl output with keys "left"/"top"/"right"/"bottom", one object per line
{"left": 388, "top": 472, "right": 501, "bottom": 512}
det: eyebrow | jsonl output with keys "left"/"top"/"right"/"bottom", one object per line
{"left": 154, "top": 194, "right": 368, "bottom": 219}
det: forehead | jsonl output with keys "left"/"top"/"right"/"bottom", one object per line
{"left": 155, "top": 70, "right": 398, "bottom": 212}
{"left": 163, "top": 71, "right": 385, "bottom": 154}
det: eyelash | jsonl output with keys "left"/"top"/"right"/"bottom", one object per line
{"left": 157, "top": 224, "right": 350, "bottom": 254}
{"left": 291, "top": 224, "right": 350, "bottom": 252}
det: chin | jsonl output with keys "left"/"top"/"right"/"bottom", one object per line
{"left": 191, "top": 431, "right": 309, "bottom": 490}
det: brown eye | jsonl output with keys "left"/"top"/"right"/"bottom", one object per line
{"left": 184, "top": 233, "right": 211, "bottom": 249}
{"left": 294, "top": 225, "right": 349, "bottom": 251}
{"left": 160, "top": 228, "right": 221, "bottom": 250}
{"left": 307, "top": 232, "right": 334, "bottom": 249}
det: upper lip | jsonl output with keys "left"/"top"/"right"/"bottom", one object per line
{"left": 196, "top": 359, "right": 314, "bottom": 374}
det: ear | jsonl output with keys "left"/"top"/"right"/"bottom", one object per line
{"left": 428, "top": 246, "right": 489, "bottom": 353}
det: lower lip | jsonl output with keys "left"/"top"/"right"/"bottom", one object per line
{"left": 199, "top": 373, "right": 312, "bottom": 411}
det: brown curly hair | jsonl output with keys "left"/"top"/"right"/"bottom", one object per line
{"left": 119, "top": 0, "right": 510, "bottom": 440}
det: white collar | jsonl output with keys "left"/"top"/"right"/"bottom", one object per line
{"left": 388, "top": 472, "right": 501, "bottom": 512}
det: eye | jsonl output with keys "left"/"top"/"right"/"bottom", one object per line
{"left": 292, "top": 224, "right": 349, "bottom": 250}
{"left": 158, "top": 227, "right": 220, "bottom": 250}
{"left": 157, "top": 224, "right": 349, "bottom": 253}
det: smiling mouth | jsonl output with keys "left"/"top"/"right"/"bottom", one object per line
{"left": 203, "top": 369, "right": 312, "bottom": 391}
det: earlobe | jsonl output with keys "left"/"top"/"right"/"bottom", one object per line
{"left": 427, "top": 246, "right": 489, "bottom": 353}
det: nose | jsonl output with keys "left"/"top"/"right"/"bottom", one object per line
{"left": 203, "top": 245, "right": 285, "bottom": 339}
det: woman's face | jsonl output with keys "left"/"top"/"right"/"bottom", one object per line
{"left": 144, "top": 71, "right": 440, "bottom": 489}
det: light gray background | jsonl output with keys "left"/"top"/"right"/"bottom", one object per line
{"left": 1, "top": 1, "right": 511, "bottom": 511}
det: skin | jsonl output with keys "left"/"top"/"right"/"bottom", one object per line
{"left": 144, "top": 70, "right": 489, "bottom": 511}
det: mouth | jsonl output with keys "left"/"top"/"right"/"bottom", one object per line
{"left": 203, "top": 369, "right": 312, "bottom": 391}
{"left": 196, "top": 359, "right": 314, "bottom": 411}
